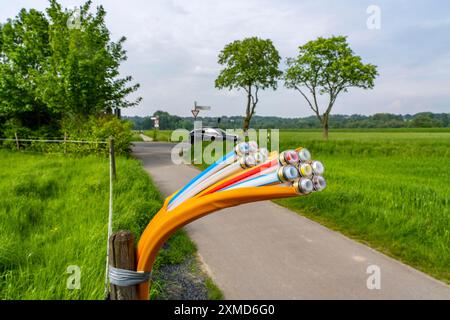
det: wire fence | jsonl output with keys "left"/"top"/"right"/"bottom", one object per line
{"left": 0, "top": 138, "right": 108, "bottom": 143}
{"left": 0, "top": 134, "right": 109, "bottom": 155}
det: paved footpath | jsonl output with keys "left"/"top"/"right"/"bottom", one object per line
{"left": 133, "top": 142, "right": 450, "bottom": 299}
{"left": 139, "top": 133, "right": 153, "bottom": 142}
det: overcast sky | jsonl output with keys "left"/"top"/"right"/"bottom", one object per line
{"left": 1, "top": 0, "right": 449, "bottom": 117}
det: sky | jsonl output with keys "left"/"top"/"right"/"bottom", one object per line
{"left": 1, "top": 0, "right": 450, "bottom": 118}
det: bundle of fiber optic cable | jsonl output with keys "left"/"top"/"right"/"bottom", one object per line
{"left": 135, "top": 141, "right": 326, "bottom": 299}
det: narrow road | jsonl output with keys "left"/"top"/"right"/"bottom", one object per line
{"left": 133, "top": 142, "right": 450, "bottom": 299}
{"left": 139, "top": 133, "right": 153, "bottom": 142}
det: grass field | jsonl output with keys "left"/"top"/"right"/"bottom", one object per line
{"left": 144, "top": 130, "right": 173, "bottom": 142}
{"left": 275, "top": 130, "right": 450, "bottom": 283}
{"left": 131, "top": 131, "right": 144, "bottom": 141}
{"left": 0, "top": 150, "right": 221, "bottom": 299}
{"left": 188, "top": 129, "right": 450, "bottom": 283}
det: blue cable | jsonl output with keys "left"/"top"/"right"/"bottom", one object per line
{"left": 221, "top": 172, "right": 278, "bottom": 191}
{"left": 169, "top": 150, "right": 235, "bottom": 204}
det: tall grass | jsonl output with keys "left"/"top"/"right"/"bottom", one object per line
{"left": 275, "top": 130, "right": 450, "bottom": 282}
{"left": 189, "top": 130, "right": 450, "bottom": 283}
{"left": 0, "top": 150, "right": 197, "bottom": 299}
{"left": 143, "top": 130, "right": 173, "bottom": 142}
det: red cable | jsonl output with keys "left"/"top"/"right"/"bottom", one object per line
{"left": 203, "top": 158, "right": 278, "bottom": 195}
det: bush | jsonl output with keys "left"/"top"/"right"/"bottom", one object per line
{"left": 1, "top": 119, "right": 34, "bottom": 138}
{"left": 0, "top": 115, "right": 133, "bottom": 155}
{"left": 62, "top": 115, "right": 134, "bottom": 155}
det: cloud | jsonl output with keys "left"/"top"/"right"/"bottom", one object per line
{"left": 192, "top": 65, "right": 219, "bottom": 77}
{"left": 0, "top": 0, "right": 449, "bottom": 117}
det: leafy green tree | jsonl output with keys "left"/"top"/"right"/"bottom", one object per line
{"left": 42, "top": 0, "right": 141, "bottom": 117}
{"left": 124, "top": 112, "right": 449, "bottom": 131}
{"left": 409, "top": 113, "right": 441, "bottom": 128}
{"left": 0, "top": 8, "right": 53, "bottom": 130}
{"left": 284, "top": 36, "right": 378, "bottom": 139}
{"left": 0, "top": 0, "right": 141, "bottom": 136}
{"left": 153, "top": 110, "right": 192, "bottom": 130}
{"left": 215, "top": 37, "right": 282, "bottom": 131}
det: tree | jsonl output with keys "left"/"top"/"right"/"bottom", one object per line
{"left": 153, "top": 110, "right": 192, "bottom": 130}
{"left": 284, "top": 36, "right": 378, "bottom": 139}
{"left": 0, "top": 0, "right": 141, "bottom": 135}
{"left": 0, "top": 8, "right": 53, "bottom": 129}
{"left": 409, "top": 113, "right": 441, "bottom": 128}
{"left": 42, "top": 0, "right": 141, "bottom": 117}
{"left": 215, "top": 37, "right": 282, "bottom": 131}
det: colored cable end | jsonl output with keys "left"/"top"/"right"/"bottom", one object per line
{"left": 297, "top": 148, "right": 312, "bottom": 162}
{"left": 255, "top": 148, "right": 269, "bottom": 163}
{"left": 279, "top": 150, "right": 299, "bottom": 166}
{"left": 298, "top": 162, "right": 313, "bottom": 178}
{"left": 293, "top": 178, "right": 314, "bottom": 195}
{"left": 235, "top": 142, "right": 250, "bottom": 156}
{"left": 312, "top": 175, "right": 327, "bottom": 191}
{"left": 277, "top": 165, "right": 300, "bottom": 182}
{"left": 248, "top": 141, "right": 259, "bottom": 153}
{"left": 239, "top": 155, "right": 257, "bottom": 169}
{"left": 311, "top": 161, "right": 325, "bottom": 175}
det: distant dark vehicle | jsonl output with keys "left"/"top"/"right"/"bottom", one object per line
{"left": 189, "top": 127, "right": 240, "bottom": 144}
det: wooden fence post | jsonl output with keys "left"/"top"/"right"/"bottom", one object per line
{"left": 64, "top": 132, "right": 67, "bottom": 154}
{"left": 109, "top": 137, "right": 116, "bottom": 180}
{"left": 108, "top": 231, "right": 138, "bottom": 300}
{"left": 15, "top": 132, "right": 19, "bottom": 150}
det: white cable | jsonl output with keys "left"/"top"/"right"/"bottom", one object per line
{"left": 225, "top": 165, "right": 299, "bottom": 191}
{"left": 235, "top": 163, "right": 280, "bottom": 186}
{"left": 168, "top": 155, "right": 256, "bottom": 211}
{"left": 168, "top": 141, "right": 255, "bottom": 206}
{"left": 225, "top": 172, "right": 279, "bottom": 190}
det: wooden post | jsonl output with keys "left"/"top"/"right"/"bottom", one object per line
{"left": 15, "top": 132, "right": 19, "bottom": 150}
{"left": 109, "top": 137, "right": 116, "bottom": 180}
{"left": 108, "top": 231, "right": 138, "bottom": 300}
{"left": 64, "top": 132, "right": 67, "bottom": 154}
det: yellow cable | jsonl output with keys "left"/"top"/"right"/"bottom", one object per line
{"left": 135, "top": 185, "right": 301, "bottom": 300}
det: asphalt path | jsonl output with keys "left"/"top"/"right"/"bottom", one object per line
{"left": 133, "top": 142, "right": 450, "bottom": 299}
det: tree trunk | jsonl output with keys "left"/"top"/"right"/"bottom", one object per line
{"left": 243, "top": 116, "right": 251, "bottom": 132}
{"left": 322, "top": 115, "right": 329, "bottom": 140}
{"left": 243, "top": 86, "right": 252, "bottom": 132}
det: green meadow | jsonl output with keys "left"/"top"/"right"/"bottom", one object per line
{"left": 0, "top": 150, "right": 207, "bottom": 299}
{"left": 191, "top": 129, "right": 450, "bottom": 283}
{"left": 5, "top": 128, "right": 447, "bottom": 299}
{"left": 144, "top": 130, "right": 173, "bottom": 142}
{"left": 275, "top": 129, "right": 450, "bottom": 283}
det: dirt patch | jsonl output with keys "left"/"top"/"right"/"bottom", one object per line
{"left": 153, "top": 257, "right": 209, "bottom": 300}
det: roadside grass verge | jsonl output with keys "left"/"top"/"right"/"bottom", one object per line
{"left": 0, "top": 150, "right": 221, "bottom": 299}
{"left": 188, "top": 130, "right": 450, "bottom": 283}
{"left": 144, "top": 130, "right": 173, "bottom": 142}
{"left": 131, "top": 131, "right": 144, "bottom": 141}
{"left": 275, "top": 130, "right": 450, "bottom": 283}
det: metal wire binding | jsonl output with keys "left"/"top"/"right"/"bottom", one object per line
{"left": 108, "top": 266, "right": 151, "bottom": 287}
